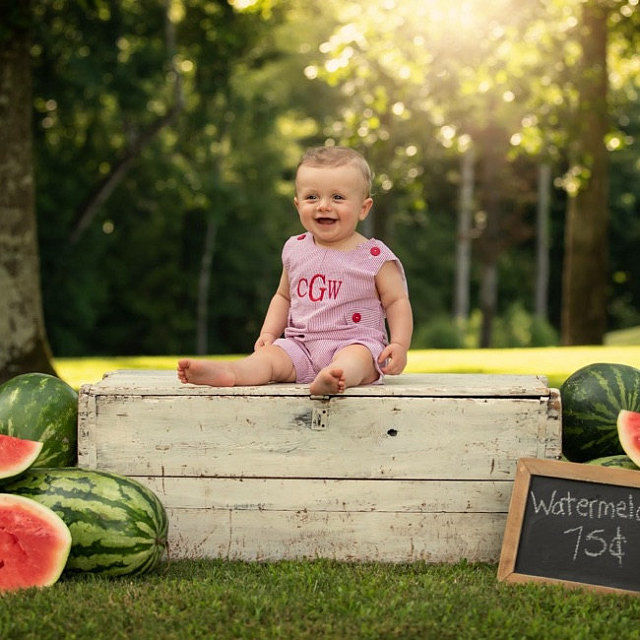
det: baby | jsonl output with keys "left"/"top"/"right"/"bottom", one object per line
{"left": 177, "top": 146, "right": 413, "bottom": 395}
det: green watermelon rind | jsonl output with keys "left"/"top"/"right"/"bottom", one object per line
{"left": 0, "top": 373, "right": 78, "bottom": 468}
{"left": 2, "top": 467, "right": 168, "bottom": 576}
{"left": 561, "top": 362, "right": 640, "bottom": 462}
{"left": 585, "top": 454, "right": 640, "bottom": 470}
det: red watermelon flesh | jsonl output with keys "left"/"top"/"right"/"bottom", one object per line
{"left": 0, "top": 493, "right": 71, "bottom": 591}
{"left": 617, "top": 410, "right": 640, "bottom": 467}
{"left": 0, "top": 434, "right": 43, "bottom": 480}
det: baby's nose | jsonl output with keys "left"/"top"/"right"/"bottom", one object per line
{"left": 318, "top": 197, "right": 332, "bottom": 210}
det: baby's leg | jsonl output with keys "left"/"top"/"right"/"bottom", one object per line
{"left": 177, "top": 345, "right": 295, "bottom": 387}
{"left": 309, "top": 344, "right": 378, "bottom": 395}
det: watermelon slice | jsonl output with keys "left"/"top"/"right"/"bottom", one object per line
{"left": 617, "top": 410, "right": 640, "bottom": 467}
{"left": 0, "top": 434, "right": 44, "bottom": 480}
{"left": 0, "top": 493, "right": 71, "bottom": 591}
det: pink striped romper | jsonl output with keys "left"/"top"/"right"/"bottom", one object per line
{"left": 273, "top": 232, "right": 407, "bottom": 384}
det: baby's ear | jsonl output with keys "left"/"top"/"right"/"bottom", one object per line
{"left": 359, "top": 197, "right": 373, "bottom": 220}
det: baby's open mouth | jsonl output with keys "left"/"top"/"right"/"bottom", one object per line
{"left": 316, "top": 217, "right": 336, "bottom": 225}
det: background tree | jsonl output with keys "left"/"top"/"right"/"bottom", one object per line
{"left": 561, "top": 0, "right": 610, "bottom": 345}
{"left": 2, "top": 0, "right": 638, "bottom": 369}
{"left": 0, "top": 1, "right": 56, "bottom": 383}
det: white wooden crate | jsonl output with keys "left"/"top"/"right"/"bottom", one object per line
{"left": 77, "top": 371, "right": 561, "bottom": 563}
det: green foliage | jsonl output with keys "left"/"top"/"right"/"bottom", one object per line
{"left": 414, "top": 304, "right": 558, "bottom": 350}
{"left": 32, "top": 0, "right": 302, "bottom": 356}
{"left": 606, "top": 325, "right": 640, "bottom": 346}
{"left": 413, "top": 316, "right": 466, "bottom": 350}
{"left": 490, "top": 303, "right": 559, "bottom": 348}
{"left": 25, "top": 0, "right": 640, "bottom": 356}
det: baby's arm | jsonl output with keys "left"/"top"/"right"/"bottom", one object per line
{"left": 255, "top": 269, "right": 291, "bottom": 350}
{"left": 375, "top": 261, "right": 413, "bottom": 375}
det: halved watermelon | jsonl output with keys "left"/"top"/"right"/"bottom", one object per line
{"left": 0, "top": 493, "right": 71, "bottom": 591}
{"left": 617, "top": 409, "right": 640, "bottom": 467}
{"left": 0, "top": 434, "right": 44, "bottom": 480}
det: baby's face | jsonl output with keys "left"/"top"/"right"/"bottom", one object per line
{"left": 294, "top": 163, "right": 373, "bottom": 250}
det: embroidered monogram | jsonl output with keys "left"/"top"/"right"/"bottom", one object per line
{"left": 296, "top": 274, "right": 343, "bottom": 302}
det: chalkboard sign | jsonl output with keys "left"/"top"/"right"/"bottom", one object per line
{"left": 498, "top": 458, "right": 640, "bottom": 595}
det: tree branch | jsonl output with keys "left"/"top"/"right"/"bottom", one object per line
{"left": 68, "top": 0, "right": 183, "bottom": 245}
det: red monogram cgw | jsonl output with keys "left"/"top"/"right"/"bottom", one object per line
{"left": 296, "top": 274, "right": 343, "bottom": 302}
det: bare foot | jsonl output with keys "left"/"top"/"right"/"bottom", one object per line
{"left": 177, "top": 359, "right": 236, "bottom": 387}
{"left": 310, "top": 367, "right": 345, "bottom": 395}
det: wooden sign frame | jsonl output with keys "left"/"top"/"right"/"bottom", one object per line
{"left": 498, "top": 457, "right": 640, "bottom": 596}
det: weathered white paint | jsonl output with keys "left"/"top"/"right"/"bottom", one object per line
{"left": 164, "top": 509, "right": 507, "bottom": 562}
{"left": 78, "top": 371, "right": 562, "bottom": 562}
{"left": 140, "top": 476, "right": 513, "bottom": 513}
{"left": 85, "top": 370, "right": 550, "bottom": 397}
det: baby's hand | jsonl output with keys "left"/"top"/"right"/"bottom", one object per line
{"left": 254, "top": 333, "right": 277, "bottom": 351}
{"left": 378, "top": 343, "right": 408, "bottom": 375}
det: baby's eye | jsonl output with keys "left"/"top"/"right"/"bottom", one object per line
{"left": 333, "top": 194, "right": 345, "bottom": 200}
{"left": 305, "top": 194, "right": 318, "bottom": 200}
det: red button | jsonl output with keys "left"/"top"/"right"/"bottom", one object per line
{"left": 352, "top": 313, "right": 361, "bottom": 323}
{"left": 297, "top": 234, "right": 306, "bottom": 240}
{"left": 370, "top": 246, "right": 381, "bottom": 256}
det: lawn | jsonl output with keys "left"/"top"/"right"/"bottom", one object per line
{"left": 54, "top": 345, "right": 640, "bottom": 390}
{"left": 3, "top": 347, "right": 639, "bottom": 639}
{"left": 3, "top": 559, "right": 640, "bottom": 640}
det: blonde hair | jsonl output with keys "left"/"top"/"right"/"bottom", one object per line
{"left": 296, "top": 146, "right": 373, "bottom": 197}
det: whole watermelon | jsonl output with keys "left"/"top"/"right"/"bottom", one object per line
{"left": 561, "top": 362, "right": 640, "bottom": 462}
{"left": 586, "top": 454, "right": 639, "bottom": 470}
{"left": 0, "top": 373, "right": 77, "bottom": 467}
{"left": 3, "top": 467, "right": 168, "bottom": 576}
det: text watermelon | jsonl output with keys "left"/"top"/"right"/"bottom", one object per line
{"left": 0, "top": 493, "right": 71, "bottom": 591}
{"left": 3, "top": 467, "right": 168, "bottom": 576}
{"left": 561, "top": 362, "right": 640, "bottom": 462}
{"left": 0, "top": 373, "right": 77, "bottom": 467}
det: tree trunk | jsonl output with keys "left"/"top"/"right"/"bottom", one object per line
{"left": 479, "top": 262, "right": 498, "bottom": 348}
{"left": 561, "top": 2, "right": 610, "bottom": 345}
{"left": 477, "top": 122, "right": 504, "bottom": 348}
{"left": 454, "top": 147, "right": 475, "bottom": 321}
{"left": 535, "top": 162, "right": 552, "bottom": 319}
{"left": 0, "top": 5, "right": 57, "bottom": 384}
{"left": 196, "top": 217, "right": 217, "bottom": 355}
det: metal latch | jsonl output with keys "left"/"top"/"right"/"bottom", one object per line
{"left": 309, "top": 395, "right": 330, "bottom": 430}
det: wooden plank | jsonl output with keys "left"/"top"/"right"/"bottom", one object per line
{"left": 84, "top": 370, "right": 550, "bottom": 398}
{"left": 77, "top": 391, "right": 97, "bottom": 468}
{"left": 164, "top": 509, "right": 506, "bottom": 562}
{"left": 139, "top": 476, "right": 514, "bottom": 513}
{"left": 83, "top": 395, "right": 546, "bottom": 479}
{"left": 538, "top": 388, "right": 562, "bottom": 460}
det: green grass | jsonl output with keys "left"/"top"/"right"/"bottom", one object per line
{"left": 54, "top": 346, "right": 640, "bottom": 390}
{"left": 3, "top": 559, "right": 640, "bottom": 640}
{"left": 7, "top": 348, "right": 636, "bottom": 637}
